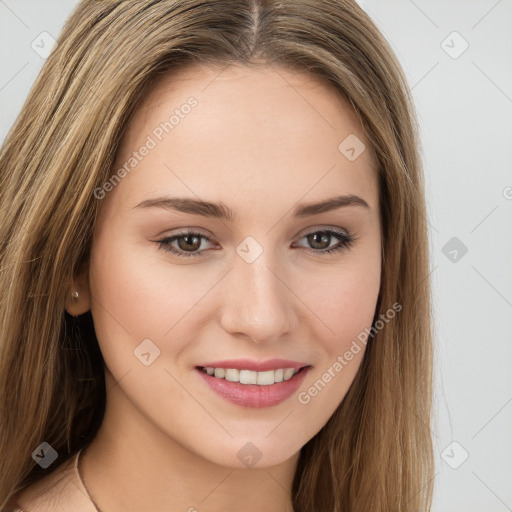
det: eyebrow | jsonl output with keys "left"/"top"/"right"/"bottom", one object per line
{"left": 133, "top": 194, "right": 370, "bottom": 221}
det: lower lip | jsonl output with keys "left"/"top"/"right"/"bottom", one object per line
{"left": 196, "top": 366, "right": 311, "bottom": 408}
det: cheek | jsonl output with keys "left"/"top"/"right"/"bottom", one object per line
{"left": 293, "top": 265, "right": 380, "bottom": 437}
{"left": 299, "top": 256, "right": 381, "bottom": 351}
{"left": 88, "top": 232, "right": 219, "bottom": 363}
{"left": 87, "top": 232, "right": 212, "bottom": 423}
{"left": 291, "top": 253, "right": 380, "bottom": 416}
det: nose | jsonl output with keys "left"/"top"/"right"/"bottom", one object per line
{"left": 219, "top": 249, "right": 296, "bottom": 344}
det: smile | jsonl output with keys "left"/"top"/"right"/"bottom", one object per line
{"left": 195, "top": 365, "right": 311, "bottom": 408}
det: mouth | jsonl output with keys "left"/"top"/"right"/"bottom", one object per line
{"left": 194, "top": 361, "right": 312, "bottom": 408}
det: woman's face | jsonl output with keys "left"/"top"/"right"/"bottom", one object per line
{"left": 81, "top": 63, "right": 381, "bottom": 468}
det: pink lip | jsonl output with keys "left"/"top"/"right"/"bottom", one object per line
{"left": 197, "top": 358, "right": 308, "bottom": 372}
{"left": 195, "top": 366, "right": 311, "bottom": 408}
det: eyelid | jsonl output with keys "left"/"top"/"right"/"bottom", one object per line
{"left": 295, "top": 224, "right": 350, "bottom": 239}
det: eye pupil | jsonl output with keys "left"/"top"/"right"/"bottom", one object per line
{"left": 178, "top": 234, "right": 201, "bottom": 251}
{"left": 308, "top": 232, "right": 330, "bottom": 249}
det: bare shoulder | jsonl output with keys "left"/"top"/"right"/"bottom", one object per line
{"left": 11, "top": 455, "right": 95, "bottom": 512}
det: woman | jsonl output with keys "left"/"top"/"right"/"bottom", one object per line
{"left": 0, "top": 1, "right": 434, "bottom": 510}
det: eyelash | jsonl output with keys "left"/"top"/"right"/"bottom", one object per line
{"left": 155, "top": 228, "right": 356, "bottom": 258}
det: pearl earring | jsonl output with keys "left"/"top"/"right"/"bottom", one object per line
{"left": 71, "top": 290, "right": 79, "bottom": 301}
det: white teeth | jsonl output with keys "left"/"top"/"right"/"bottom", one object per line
{"left": 214, "top": 368, "right": 225, "bottom": 379}
{"left": 256, "top": 370, "right": 274, "bottom": 385}
{"left": 225, "top": 368, "right": 239, "bottom": 382}
{"left": 283, "top": 368, "right": 296, "bottom": 380}
{"left": 240, "top": 369, "right": 257, "bottom": 384}
{"left": 201, "top": 367, "right": 300, "bottom": 385}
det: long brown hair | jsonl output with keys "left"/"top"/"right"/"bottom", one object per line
{"left": 0, "top": 1, "right": 434, "bottom": 510}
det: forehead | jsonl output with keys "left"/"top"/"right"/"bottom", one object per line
{"left": 110, "top": 63, "right": 378, "bottom": 215}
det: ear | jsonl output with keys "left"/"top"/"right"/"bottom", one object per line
{"left": 65, "top": 269, "right": 91, "bottom": 317}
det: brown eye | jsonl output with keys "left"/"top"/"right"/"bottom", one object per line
{"left": 176, "top": 234, "right": 202, "bottom": 252}
{"left": 157, "top": 231, "right": 214, "bottom": 258}
{"left": 294, "top": 229, "right": 355, "bottom": 255}
{"left": 306, "top": 231, "right": 332, "bottom": 250}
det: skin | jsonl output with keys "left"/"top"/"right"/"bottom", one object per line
{"left": 20, "top": 63, "right": 381, "bottom": 511}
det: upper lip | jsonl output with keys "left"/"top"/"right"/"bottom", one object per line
{"left": 196, "top": 359, "right": 311, "bottom": 372}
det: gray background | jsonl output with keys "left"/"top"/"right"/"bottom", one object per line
{"left": 1, "top": 1, "right": 511, "bottom": 510}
